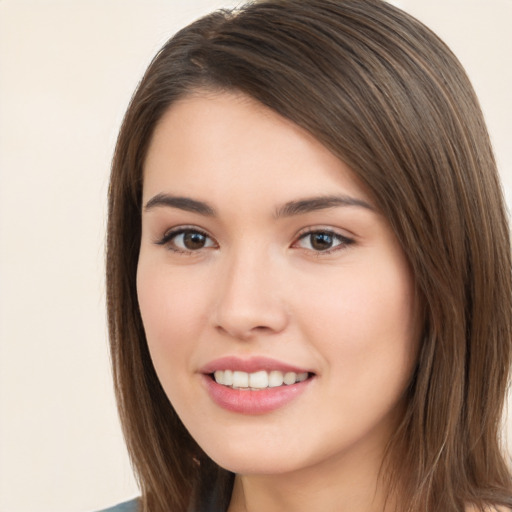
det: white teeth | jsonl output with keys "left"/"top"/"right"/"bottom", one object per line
{"left": 232, "top": 371, "right": 249, "bottom": 388}
{"left": 296, "top": 372, "right": 308, "bottom": 382}
{"left": 283, "top": 372, "right": 296, "bottom": 385}
{"left": 223, "top": 369, "right": 233, "bottom": 385}
{"left": 268, "top": 370, "right": 284, "bottom": 388}
{"left": 214, "top": 370, "right": 224, "bottom": 384}
{"left": 249, "top": 370, "right": 268, "bottom": 389}
{"left": 213, "top": 370, "right": 310, "bottom": 389}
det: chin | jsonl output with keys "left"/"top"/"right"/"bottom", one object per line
{"left": 199, "top": 436, "right": 326, "bottom": 477}
{"left": 195, "top": 438, "right": 293, "bottom": 475}
{"left": 211, "top": 455, "right": 299, "bottom": 476}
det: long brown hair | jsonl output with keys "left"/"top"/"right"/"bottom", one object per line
{"left": 107, "top": 1, "right": 512, "bottom": 510}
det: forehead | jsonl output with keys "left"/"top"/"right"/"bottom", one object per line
{"left": 143, "top": 91, "right": 372, "bottom": 209}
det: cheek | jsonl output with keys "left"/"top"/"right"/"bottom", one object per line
{"left": 136, "top": 262, "right": 209, "bottom": 370}
{"left": 298, "top": 255, "right": 419, "bottom": 387}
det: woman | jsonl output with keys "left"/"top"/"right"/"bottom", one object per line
{"left": 105, "top": 0, "right": 512, "bottom": 510}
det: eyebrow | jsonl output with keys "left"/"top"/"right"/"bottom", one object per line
{"left": 275, "top": 195, "right": 374, "bottom": 218}
{"left": 144, "top": 193, "right": 216, "bottom": 216}
{"left": 143, "top": 193, "right": 373, "bottom": 217}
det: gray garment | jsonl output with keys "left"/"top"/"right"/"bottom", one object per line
{"left": 97, "top": 498, "right": 139, "bottom": 512}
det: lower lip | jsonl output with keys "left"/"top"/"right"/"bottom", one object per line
{"left": 202, "top": 374, "right": 314, "bottom": 414}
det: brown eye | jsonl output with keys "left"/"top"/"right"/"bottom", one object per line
{"left": 296, "top": 230, "right": 353, "bottom": 253}
{"left": 183, "top": 231, "right": 208, "bottom": 250}
{"left": 310, "top": 232, "right": 334, "bottom": 251}
{"left": 158, "top": 228, "right": 216, "bottom": 252}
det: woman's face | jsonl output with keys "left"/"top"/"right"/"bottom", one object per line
{"left": 137, "top": 91, "right": 420, "bottom": 477}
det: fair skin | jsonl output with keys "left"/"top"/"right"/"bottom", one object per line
{"left": 137, "top": 91, "right": 420, "bottom": 512}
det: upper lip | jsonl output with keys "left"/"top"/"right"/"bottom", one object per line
{"left": 199, "top": 356, "right": 313, "bottom": 375}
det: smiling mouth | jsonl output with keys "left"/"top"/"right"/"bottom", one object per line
{"left": 211, "top": 369, "right": 313, "bottom": 390}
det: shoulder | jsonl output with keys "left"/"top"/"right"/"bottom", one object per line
{"left": 96, "top": 498, "right": 140, "bottom": 512}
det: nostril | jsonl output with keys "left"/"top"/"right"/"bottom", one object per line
{"left": 214, "top": 323, "right": 275, "bottom": 341}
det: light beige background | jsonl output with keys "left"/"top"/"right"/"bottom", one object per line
{"left": 0, "top": 1, "right": 510, "bottom": 511}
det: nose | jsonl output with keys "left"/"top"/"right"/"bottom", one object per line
{"left": 213, "top": 248, "right": 289, "bottom": 340}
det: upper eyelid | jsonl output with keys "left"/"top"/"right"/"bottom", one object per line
{"left": 292, "top": 228, "right": 356, "bottom": 253}
{"left": 294, "top": 226, "right": 355, "bottom": 240}
{"left": 153, "top": 225, "right": 355, "bottom": 247}
{"left": 294, "top": 230, "right": 353, "bottom": 243}
{"left": 155, "top": 225, "right": 215, "bottom": 245}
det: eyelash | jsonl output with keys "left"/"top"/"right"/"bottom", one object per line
{"left": 294, "top": 229, "right": 355, "bottom": 254}
{"left": 155, "top": 227, "right": 355, "bottom": 255}
{"left": 156, "top": 226, "right": 216, "bottom": 254}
